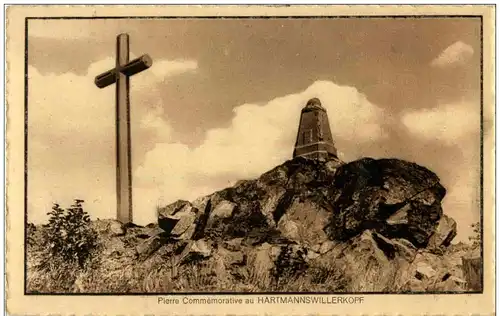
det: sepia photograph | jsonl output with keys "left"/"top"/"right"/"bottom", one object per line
{"left": 5, "top": 4, "right": 496, "bottom": 315}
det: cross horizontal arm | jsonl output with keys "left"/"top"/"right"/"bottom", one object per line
{"left": 94, "top": 54, "right": 153, "bottom": 89}
{"left": 122, "top": 55, "right": 153, "bottom": 77}
{"left": 95, "top": 69, "right": 117, "bottom": 88}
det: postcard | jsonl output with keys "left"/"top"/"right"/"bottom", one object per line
{"left": 6, "top": 4, "right": 495, "bottom": 315}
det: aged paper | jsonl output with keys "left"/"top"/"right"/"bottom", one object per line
{"left": 6, "top": 4, "right": 495, "bottom": 315}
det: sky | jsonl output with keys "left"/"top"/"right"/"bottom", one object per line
{"left": 26, "top": 17, "right": 487, "bottom": 242}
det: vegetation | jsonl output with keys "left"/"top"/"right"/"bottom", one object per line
{"left": 468, "top": 222, "right": 481, "bottom": 248}
{"left": 27, "top": 210, "right": 350, "bottom": 293}
{"left": 28, "top": 242, "right": 349, "bottom": 293}
{"left": 43, "top": 200, "right": 98, "bottom": 266}
{"left": 27, "top": 200, "right": 100, "bottom": 292}
{"left": 272, "top": 245, "right": 308, "bottom": 282}
{"left": 26, "top": 201, "right": 475, "bottom": 293}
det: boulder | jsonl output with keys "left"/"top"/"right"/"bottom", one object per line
{"left": 314, "top": 230, "right": 426, "bottom": 292}
{"left": 396, "top": 248, "right": 467, "bottom": 292}
{"left": 217, "top": 248, "right": 246, "bottom": 266}
{"left": 177, "top": 239, "right": 213, "bottom": 265}
{"left": 102, "top": 237, "right": 128, "bottom": 257}
{"left": 338, "top": 230, "right": 398, "bottom": 292}
{"left": 278, "top": 219, "right": 300, "bottom": 241}
{"left": 158, "top": 200, "right": 197, "bottom": 239}
{"left": 192, "top": 239, "right": 212, "bottom": 257}
{"left": 208, "top": 200, "right": 236, "bottom": 224}
{"left": 191, "top": 197, "right": 213, "bottom": 240}
{"left": 158, "top": 199, "right": 191, "bottom": 218}
{"left": 462, "top": 248, "right": 482, "bottom": 291}
{"left": 386, "top": 205, "right": 410, "bottom": 225}
{"left": 307, "top": 250, "right": 320, "bottom": 260}
{"left": 171, "top": 213, "right": 196, "bottom": 238}
{"left": 92, "top": 219, "right": 125, "bottom": 236}
{"left": 434, "top": 278, "right": 464, "bottom": 291}
{"left": 157, "top": 200, "right": 189, "bottom": 233}
{"left": 319, "top": 240, "right": 336, "bottom": 254}
{"left": 223, "top": 238, "right": 244, "bottom": 252}
{"left": 136, "top": 235, "right": 164, "bottom": 260}
{"left": 260, "top": 187, "right": 287, "bottom": 226}
{"left": 311, "top": 243, "right": 321, "bottom": 253}
{"left": 415, "top": 261, "right": 436, "bottom": 279}
{"left": 109, "top": 220, "right": 125, "bottom": 236}
{"left": 325, "top": 159, "right": 343, "bottom": 172}
{"left": 427, "top": 215, "right": 457, "bottom": 249}
{"left": 139, "top": 225, "right": 164, "bottom": 239}
{"left": 277, "top": 199, "right": 330, "bottom": 246}
{"left": 247, "top": 243, "right": 281, "bottom": 285}
{"left": 391, "top": 238, "right": 417, "bottom": 261}
{"left": 405, "top": 279, "right": 426, "bottom": 292}
{"left": 328, "top": 158, "right": 446, "bottom": 247}
{"left": 192, "top": 195, "right": 211, "bottom": 213}
{"left": 259, "top": 165, "right": 289, "bottom": 187}
{"left": 177, "top": 224, "right": 196, "bottom": 240}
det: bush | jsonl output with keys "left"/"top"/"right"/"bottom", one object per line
{"left": 469, "top": 222, "right": 480, "bottom": 248}
{"left": 26, "top": 222, "right": 37, "bottom": 248}
{"left": 272, "top": 245, "right": 308, "bottom": 283}
{"left": 41, "top": 199, "right": 98, "bottom": 267}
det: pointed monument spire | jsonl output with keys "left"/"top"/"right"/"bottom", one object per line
{"left": 293, "top": 98, "right": 338, "bottom": 160}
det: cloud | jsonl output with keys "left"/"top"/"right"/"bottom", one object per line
{"left": 134, "top": 81, "right": 387, "bottom": 224}
{"left": 140, "top": 106, "right": 173, "bottom": 142}
{"left": 29, "top": 52, "right": 481, "bottom": 244}
{"left": 29, "top": 60, "right": 386, "bottom": 228}
{"left": 27, "top": 57, "right": 198, "bottom": 224}
{"left": 430, "top": 41, "right": 474, "bottom": 68}
{"left": 401, "top": 101, "right": 480, "bottom": 146}
{"left": 28, "top": 57, "right": 198, "bottom": 146}
{"left": 401, "top": 101, "right": 481, "bottom": 242}
{"left": 152, "top": 60, "right": 198, "bottom": 79}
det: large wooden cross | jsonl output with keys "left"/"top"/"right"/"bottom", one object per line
{"left": 94, "top": 33, "right": 153, "bottom": 224}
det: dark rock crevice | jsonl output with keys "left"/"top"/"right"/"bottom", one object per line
{"left": 192, "top": 199, "right": 212, "bottom": 240}
{"left": 273, "top": 189, "right": 296, "bottom": 223}
{"left": 371, "top": 232, "right": 396, "bottom": 260}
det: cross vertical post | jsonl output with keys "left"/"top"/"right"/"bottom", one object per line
{"left": 94, "top": 33, "right": 153, "bottom": 224}
{"left": 116, "top": 33, "right": 132, "bottom": 224}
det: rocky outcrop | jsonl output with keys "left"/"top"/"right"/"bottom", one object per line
{"left": 141, "top": 157, "right": 476, "bottom": 292}
{"left": 141, "top": 157, "right": 472, "bottom": 291}
{"left": 328, "top": 158, "right": 446, "bottom": 246}
{"left": 158, "top": 200, "right": 198, "bottom": 240}
{"left": 36, "top": 156, "right": 476, "bottom": 294}
{"left": 136, "top": 235, "right": 164, "bottom": 261}
{"left": 92, "top": 219, "right": 126, "bottom": 237}
{"left": 277, "top": 199, "right": 331, "bottom": 245}
{"left": 158, "top": 157, "right": 449, "bottom": 248}
{"left": 462, "top": 247, "right": 482, "bottom": 291}
{"left": 427, "top": 215, "right": 457, "bottom": 250}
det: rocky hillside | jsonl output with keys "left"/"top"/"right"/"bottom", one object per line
{"left": 27, "top": 157, "right": 481, "bottom": 293}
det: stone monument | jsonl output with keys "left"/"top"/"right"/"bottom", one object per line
{"left": 293, "top": 98, "right": 338, "bottom": 160}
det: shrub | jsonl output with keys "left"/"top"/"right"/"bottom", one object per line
{"left": 469, "top": 222, "right": 480, "bottom": 248}
{"left": 41, "top": 199, "right": 98, "bottom": 267}
{"left": 26, "top": 222, "right": 37, "bottom": 248}
{"left": 272, "top": 245, "right": 308, "bottom": 283}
